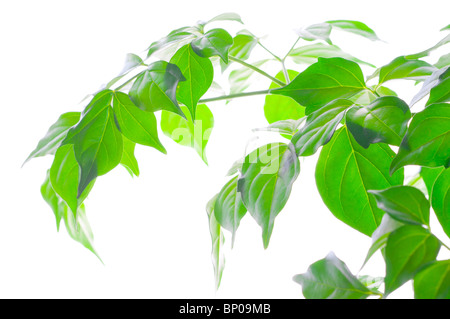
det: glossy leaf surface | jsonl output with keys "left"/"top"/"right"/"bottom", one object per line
{"left": 431, "top": 168, "right": 450, "bottom": 238}
{"left": 376, "top": 56, "right": 436, "bottom": 84}
{"left": 414, "top": 260, "right": 450, "bottom": 299}
{"left": 191, "top": 28, "right": 233, "bottom": 63}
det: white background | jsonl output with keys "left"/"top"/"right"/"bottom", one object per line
{"left": 1, "top": 0, "right": 449, "bottom": 299}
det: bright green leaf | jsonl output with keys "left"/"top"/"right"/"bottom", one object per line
{"left": 147, "top": 26, "right": 197, "bottom": 58}
{"left": 346, "top": 96, "right": 411, "bottom": 148}
{"left": 435, "top": 53, "right": 450, "bottom": 69}
{"left": 237, "top": 143, "right": 300, "bottom": 248}
{"left": 406, "top": 34, "right": 450, "bottom": 59}
{"left": 293, "top": 252, "right": 378, "bottom": 299}
{"left": 106, "top": 53, "right": 145, "bottom": 89}
{"left": 411, "top": 67, "right": 449, "bottom": 106}
{"left": 376, "top": 56, "right": 436, "bottom": 85}
{"left": 421, "top": 166, "right": 445, "bottom": 196}
{"left": 414, "top": 260, "right": 450, "bottom": 299}
{"left": 326, "top": 20, "right": 380, "bottom": 41}
{"left": 41, "top": 171, "right": 64, "bottom": 231}
{"left": 191, "top": 28, "right": 233, "bottom": 63}
{"left": 271, "top": 57, "right": 366, "bottom": 111}
{"left": 316, "top": 127, "right": 404, "bottom": 236}
{"left": 427, "top": 67, "right": 450, "bottom": 105}
{"left": 390, "top": 103, "right": 450, "bottom": 174}
{"left": 431, "top": 168, "right": 450, "bottom": 239}
{"left": 369, "top": 186, "right": 430, "bottom": 226}
{"left": 120, "top": 136, "right": 139, "bottom": 177}
{"left": 206, "top": 194, "right": 225, "bottom": 290}
{"left": 385, "top": 225, "right": 440, "bottom": 295}
{"left": 170, "top": 44, "right": 214, "bottom": 120}
{"left": 221, "top": 33, "right": 258, "bottom": 71}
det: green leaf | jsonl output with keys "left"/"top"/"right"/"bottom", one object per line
{"left": 170, "top": 44, "right": 214, "bottom": 120}
{"left": 390, "top": 103, "right": 450, "bottom": 174}
{"left": 375, "top": 56, "right": 436, "bottom": 85}
{"left": 293, "top": 99, "right": 354, "bottom": 156}
{"left": 147, "top": 26, "right": 197, "bottom": 58}
{"left": 221, "top": 33, "right": 258, "bottom": 71}
{"left": 296, "top": 23, "right": 332, "bottom": 44}
{"left": 414, "top": 260, "right": 450, "bottom": 299}
{"left": 288, "top": 43, "right": 374, "bottom": 67}
{"left": 358, "top": 275, "right": 384, "bottom": 294}
{"left": 326, "top": 20, "right": 380, "bottom": 41}
{"left": 362, "top": 214, "right": 403, "bottom": 268}
{"left": 427, "top": 67, "right": 450, "bottom": 105}
{"left": 293, "top": 252, "right": 378, "bottom": 299}
{"left": 41, "top": 171, "right": 64, "bottom": 231}
{"left": 214, "top": 176, "right": 247, "bottom": 246}
{"left": 206, "top": 194, "right": 225, "bottom": 290}
{"left": 206, "top": 12, "right": 243, "bottom": 25}
{"left": 191, "top": 28, "right": 233, "bottom": 63}
{"left": 368, "top": 186, "right": 430, "bottom": 226}
{"left": 237, "top": 143, "right": 300, "bottom": 248}
{"left": 271, "top": 57, "right": 366, "bottom": 111}
{"left": 24, "top": 112, "right": 81, "bottom": 165}
{"left": 112, "top": 91, "right": 166, "bottom": 153}
{"left": 226, "top": 158, "right": 244, "bottom": 176}
{"left": 229, "top": 59, "right": 270, "bottom": 95}
{"left": 264, "top": 70, "right": 305, "bottom": 124}
{"left": 160, "top": 104, "right": 213, "bottom": 164}
{"left": 254, "top": 118, "right": 305, "bottom": 136}
{"left": 431, "top": 168, "right": 450, "bottom": 239}
{"left": 120, "top": 136, "right": 139, "bottom": 177}
{"left": 346, "top": 96, "right": 411, "bottom": 148}
{"left": 421, "top": 166, "right": 445, "bottom": 196}
{"left": 406, "top": 33, "right": 450, "bottom": 59}
{"left": 410, "top": 67, "right": 449, "bottom": 106}
{"left": 316, "top": 127, "right": 404, "bottom": 236}
{"left": 442, "top": 24, "right": 450, "bottom": 32}
{"left": 435, "top": 53, "right": 450, "bottom": 69}
{"left": 63, "top": 90, "right": 123, "bottom": 197}
{"left": 384, "top": 225, "right": 440, "bottom": 295}
{"left": 105, "top": 53, "right": 145, "bottom": 89}
{"left": 129, "top": 61, "right": 186, "bottom": 117}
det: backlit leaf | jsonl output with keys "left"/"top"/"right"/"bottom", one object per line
{"left": 431, "top": 168, "right": 450, "bottom": 238}
{"left": 191, "top": 28, "right": 233, "bottom": 63}
{"left": 120, "top": 136, "right": 139, "bottom": 177}
{"left": 326, "top": 20, "right": 380, "bottom": 41}
{"left": 376, "top": 56, "right": 436, "bottom": 85}
{"left": 206, "top": 195, "right": 225, "bottom": 290}
{"left": 296, "top": 23, "right": 332, "bottom": 44}
{"left": 414, "top": 260, "right": 450, "bottom": 299}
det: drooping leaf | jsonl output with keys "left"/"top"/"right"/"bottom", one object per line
{"left": 264, "top": 70, "right": 304, "bottom": 124}
{"left": 160, "top": 104, "right": 213, "bottom": 164}
{"left": 414, "top": 260, "right": 450, "bottom": 299}
{"left": 346, "top": 96, "right": 411, "bottom": 148}
{"left": 129, "top": 61, "right": 186, "bottom": 117}
{"left": 120, "top": 136, "right": 139, "bottom": 177}
{"left": 24, "top": 112, "right": 81, "bottom": 165}
{"left": 237, "top": 143, "right": 300, "bottom": 248}
{"left": 431, "top": 168, "right": 450, "bottom": 238}
{"left": 435, "top": 53, "right": 450, "bottom": 69}
{"left": 384, "top": 225, "right": 440, "bottom": 295}
{"left": 229, "top": 59, "right": 270, "bottom": 95}
{"left": 191, "top": 28, "right": 233, "bottom": 63}
{"left": 420, "top": 166, "right": 445, "bottom": 196}
{"left": 146, "top": 26, "right": 197, "bottom": 58}
{"left": 390, "top": 103, "right": 450, "bottom": 174}
{"left": 105, "top": 53, "right": 145, "bottom": 89}
{"left": 112, "top": 91, "right": 166, "bottom": 153}
{"left": 169, "top": 44, "right": 214, "bottom": 120}
{"left": 362, "top": 214, "right": 403, "bottom": 268}
{"left": 368, "top": 186, "right": 430, "bottom": 226}
{"left": 410, "top": 67, "right": 449, "bottom": 106}
{"left": 406, "top": 33, "right": 450, "bottom": 59}
{"left": 427, "top": 67, "right": 450, "bottom": 105}
{"left": 206, "top": 195, "right": 225, "bottom": 290}
{"left": 271, "top": 57, "right": 367, "bottom": 111}
{"left": 326, "top": 20, "right": 380, "bottom": 41}
{"left": 41, "top": 171, "right": 64, "bottom": 231}
{"left": 206, "top": 12, "right": 243, "bottom": 25}
{"left": 214, "top": 176, "right": 247, "bottom": 246}
{"left": 63, "top": 90, "right": 122, "bottom": 197}
{"left": 293, "top": 99, "right": 354, "bottom": 156}
{"left": 296, "top": 23, "right": 332, "bottom": 44}
{"left": 375, "top": 56, "right": 436, "bottom": 85}
{"left": 288, "top": 43, "right": 374, "bottom": 67}
{"left": 293, "top": 252, "right": 379, "bottom": 299}
{"left": 316, "top": 127, "right": 404, "bottom": 236}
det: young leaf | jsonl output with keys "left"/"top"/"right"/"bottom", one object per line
{"left": 24, "top": 112, "right": 81, "bottom": 165}
{"left": 326, "top": 20, "right": 380, "bottom": 41}
{"left": 206, "top": 195, "right": 225, "bottom": 290}
{"left": 214, "top": 176, "right": 247, "bottom": 246}
{"left": 169, "top": 44, "right": 214, "bottom": 120}
{"left": 288, "top": 43, "right": 374, "bottom": 67}
{"left": 406, "top": 33, "right": 450, "bottom": 59}
{"left": 105, "top": 53, "right": 145, "bottom": 89}
{"left": 271, "top": 57, "right": 366, "bottom": 111}
{"left": 368, "top": 186, "right": 430, "bottom": 226}
{"left": 346, "top": 96, "right": 411, "bottom": 148}
{"left": 292, "top": 99, "right": 354, "bottom": 156}
{"left": 427, "top": 67, "right": 450, "bottom": 105}
{"left": 120, "top": 136, "right": 139, "bottom": 177}
{"left": 206, "top": 12, "right": 243, "bottom": 25}
{"left": 160, "top": 104, "right": 213, "bottom": 164}
{"left": 191, "top": 28, "right": 233, "bottom": 63}
{"left": 146, "top": 26, "right": 197, "bottom": 58}
{"left": 410, "top": 67, "right": 449, "bottom": 106}
{"left": 376, "top": 56, "right": 436, "bottom": 85}
{"left": 41, "top": 171, "right": 64, "bottom": 231}
{"left": 220, "top": 33, "right": 258, "bottom": 71}
{"left": 316, "top": 127, "right": 404, "bottom": 236}
{"left": 63, "top": 90, "right": 123, "bottom": 197}
{"left": 293, "top": 252, "right": 378, "bottom": 299}
{"left": 237, "top": 143, "right": 300, "bottom": 248}
{"left": 384, "top": 225, "right": 440, "bottom": 295}
{"left": 264, "top": 70, "right": 305, "bottom": 124}
{"left": 129, "top": 61, "right": 186, "bottom": 117}
{"left": 390, "top": 103, "right": 450, "bottom": 174}
{"left": 112, "top": 91, "right": 166, "bottom": 153}
{"left": 296, "top": 23, "right": 332, "bottom": 44}
{"left": 430, "top": 168, "right": 450, "bottom": 239}
{"left": 414, "top": 260, "right": 450, "bottom": 299}
{"left": 435, "top": 53, "right": 450, "bottom": 69}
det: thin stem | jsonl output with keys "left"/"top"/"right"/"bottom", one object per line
{"left": 440, "top": 240, "right": 450, "bottom": 252}
{"left": 229, "top": 56, "right": 285, "bottom": 86}
{"left": 281, "top": 61, "right": 290, "bottom": 84}
{"left": 115, "top": 73, "right": 140, "bottom": 91}
{"left": 282, "top": 36, "right": 300, "bottom": 61}
{"left": 199, "top": 89, "right": 271, "bottom": 103}
{"left": 257, "top": 41, "right": 282, "bottom": 61}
